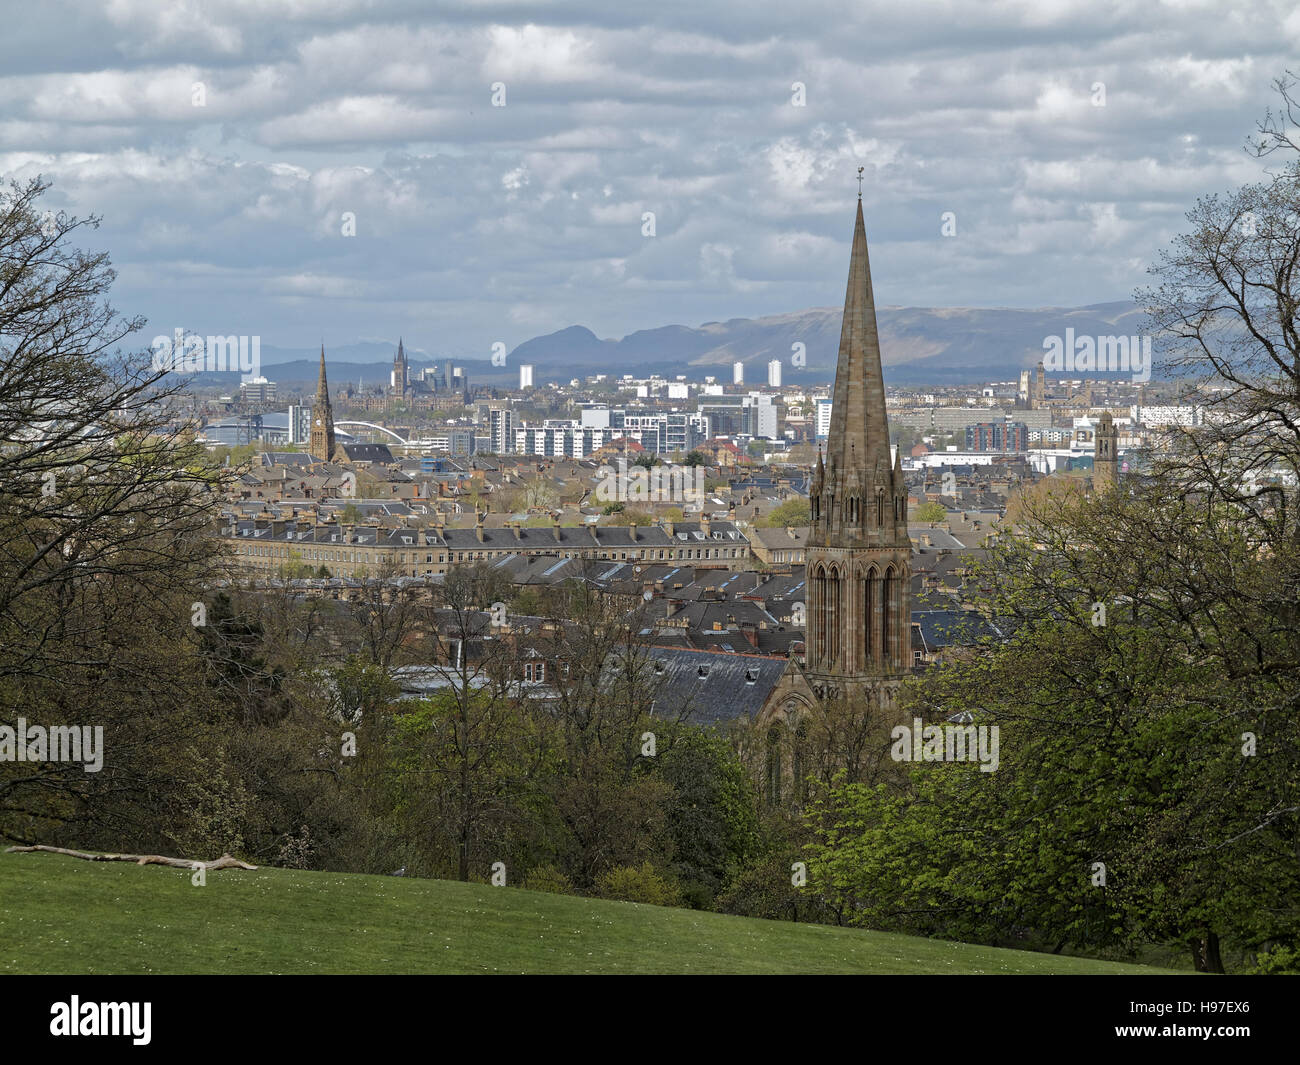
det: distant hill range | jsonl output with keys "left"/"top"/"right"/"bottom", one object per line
{"left": 240, "top": 301, "right": 1150, "bottom": 388}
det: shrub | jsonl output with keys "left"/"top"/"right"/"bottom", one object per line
{"left": 522, "top": 864, "right": 574, "bottom": 895}
{"left": 595, "top": 862, "right": 682, "bottom": 907}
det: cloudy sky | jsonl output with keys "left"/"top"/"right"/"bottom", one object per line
{"left": 2, "top": 0, "right": 1296, "bottom": 360}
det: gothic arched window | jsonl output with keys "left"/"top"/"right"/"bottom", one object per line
{"left": 863, "top": 573, "right": 875, "bottom": 665}
{"left": 793, "top": 722, "right": 808, "bottom": 804}
{"left": 765, "top": 723, "right": 784, "bottom": 805}
{"left": 828, "top": 567, "right": 842, "bottom": 665}
{"left": 881, "top": 569, "right": 895, "bottom": 661}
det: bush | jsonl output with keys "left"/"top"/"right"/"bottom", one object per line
{"left": 522, "top": 864, "right": 574, "bottom": 895}
{"left": 1245, "top": 944, "right": 1300, "bottom": 975}
{"left": 595, "top": 862, "right": 682, "bottom": 907}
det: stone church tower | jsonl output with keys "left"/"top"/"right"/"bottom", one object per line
{"left": 804, "top": 197, "right": 911, "bottom": 704}
{"left": 754, "top": 195, "right": 913, "bottom": 800}
{"left": 309, "top": 345, "right": 336, "bottom": 462}
{"left": 759, "top": 193, "right": 909, "bottom": 743}
{"left": 391, "top": 337, "right": 409, "bottom": 399}
{"left": 1093, "top": 410, "right": 1118, "bottom": 491}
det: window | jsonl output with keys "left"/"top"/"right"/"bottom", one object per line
{"left": 765, "top": 724, "right": 783, "bottom": 805}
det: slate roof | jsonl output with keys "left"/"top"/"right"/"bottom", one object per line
{"left": 259, "top": 452, "right": 314, "bottom": 468}
{"left": 340, "top": 443, "right": 395, "bottom": 463}
{"left": 749, "top": 526, "right": 810, "bottom": 548}
{"left": 646, "top": 648, "right": 788, "bottom": 726}
{"left": 912, "top": 609, "right": 1005, "bottom": 649}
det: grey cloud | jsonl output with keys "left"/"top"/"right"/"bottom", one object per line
{"left": 0, "top": 0, "right": 1296, "bottom": 357}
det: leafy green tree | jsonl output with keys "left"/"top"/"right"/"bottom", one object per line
{"left": 334, "top": 656, "right": 400, "bottom": 725}
{"left": 807, "top": 477, "right": 1300, "bottom": 969}
{"left": 653, "top": 724, "right": 760, "bottom": 907}
{"left": 759, "top": 498, "right": 811, "bottom": 528}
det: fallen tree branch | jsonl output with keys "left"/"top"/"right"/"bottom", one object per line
{"left": 4, "top": 844, "right": 257, "bottom": 871}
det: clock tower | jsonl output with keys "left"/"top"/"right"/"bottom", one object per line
{"left": 309, "top": 344, "right": 336, "bottom": 462}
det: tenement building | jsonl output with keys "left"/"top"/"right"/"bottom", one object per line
{"left": 220, "top": 516, "right": 751, "bottom": 577}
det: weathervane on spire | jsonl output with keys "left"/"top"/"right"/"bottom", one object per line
{"left": 857, "top": 166, "right": 864, "bottom": 199}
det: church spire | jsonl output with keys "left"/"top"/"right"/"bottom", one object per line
{"left": 310, "top": 344, "right": 336, "bottom": 462}
{"left": 800, "top": 194, "right": 911, "bottom": 700}
{"left": 825, "top": 198, "right": 892, "bottom": 480}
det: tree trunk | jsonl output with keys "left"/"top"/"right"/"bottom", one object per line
{"left": 5, "top": 845, "right": 257, "bottom": 871}
{"left": 1188, "top": 930, "right": 1225, "bottom": 974}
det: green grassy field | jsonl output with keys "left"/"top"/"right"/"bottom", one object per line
{"left": 0, "top": 850, "right": 1178, "bottom": 974}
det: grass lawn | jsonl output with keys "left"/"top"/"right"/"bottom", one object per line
{"left": 0, "top": 850, "right": 1179, "bottom": 975}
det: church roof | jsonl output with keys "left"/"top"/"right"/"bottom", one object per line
{"left": 646, "top": 648, "right": 788, "bottom": 726}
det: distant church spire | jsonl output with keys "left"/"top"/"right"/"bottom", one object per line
{"left": 391, "top": 336, "right": 408, "bottom": 398}
{"left": 310, "top": 344, "right": 336, "bottom": 462}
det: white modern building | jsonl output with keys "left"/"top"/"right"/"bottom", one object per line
{"left": 815, "top": 398, "right": 833, "bottom": 439}
{"left": 488, "top": 406, "right": 515, "bottom": 454}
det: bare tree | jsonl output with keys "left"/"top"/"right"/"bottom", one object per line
{"left": 0, "top": 177, "right": 232, "bottom": 843}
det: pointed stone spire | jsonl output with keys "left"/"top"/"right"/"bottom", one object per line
{"left": 825, "top": 199, "right": 892, "bottom": 480}
{"left": 800, "top": 193, "right": 911, "bottom": 701}
{"left": 310, "top": 344, "right": 336, "bottom": 462}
